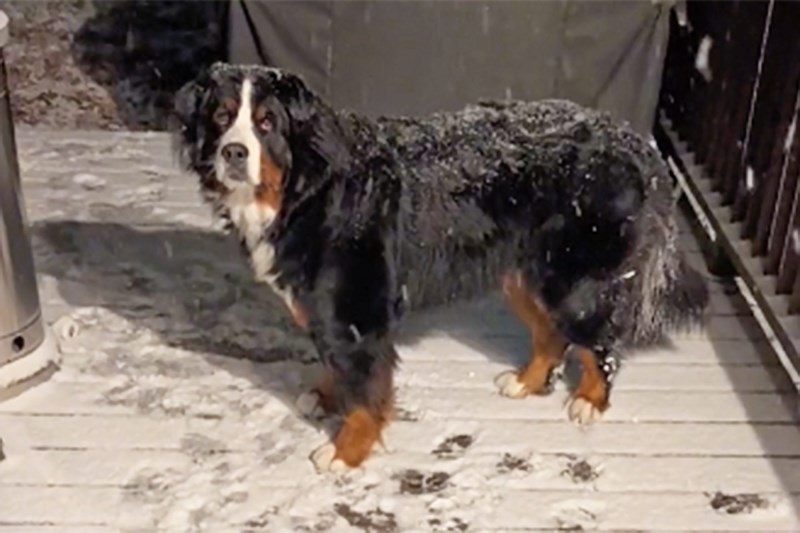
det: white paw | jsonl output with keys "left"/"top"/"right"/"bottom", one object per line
{"left": 568, "top": 397, "right": 603, "bottom": 426}
{"left": 295, "top": 391, "right": 325, "bottom": 419}
{"left": 494, "top": 371, "right": 530, "bottom": 399}
{"left": 310, "top": 442, "right": 349, "bottom": 474}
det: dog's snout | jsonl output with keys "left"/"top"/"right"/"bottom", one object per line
{"left": 222, "top": 143, "right": 249, "bottom": 164}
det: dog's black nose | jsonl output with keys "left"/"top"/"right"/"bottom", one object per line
{"left": 222, "top": 143, "right": 249, "bottom": 164}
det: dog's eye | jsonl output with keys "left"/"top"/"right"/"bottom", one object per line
{"left": 213, "top": 108, "right": 231, "bottom": 128}
{"left": 257, "top": 117, "right": 272, "bottom": 133}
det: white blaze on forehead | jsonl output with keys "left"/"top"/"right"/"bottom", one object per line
{"left": 216, "top": 77, "right": 262, "bottom": 186}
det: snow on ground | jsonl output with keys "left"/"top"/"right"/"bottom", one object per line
{"left": 1, "top": 130, "right": 800, "bottom": 531}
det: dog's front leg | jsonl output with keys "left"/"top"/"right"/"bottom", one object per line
{"left": 305, "top": 316, "right": 398, "bottom": 473}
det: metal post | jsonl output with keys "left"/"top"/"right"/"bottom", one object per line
{"left": 0, "top": 10, "right": 58, "bottom": 401}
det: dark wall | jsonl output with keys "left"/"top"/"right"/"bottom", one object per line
{"left": 2, "top": 1, "right": 671, "bottom": 132}
{"left": 229, "top": 0, "right": 673, "bottom": 134}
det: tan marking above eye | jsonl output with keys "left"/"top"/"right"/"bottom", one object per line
{"left": 221, "top": 97, "right": 239, "bottom": 112}
{"left": 253, "top": 105, "right": 268, "bottom": 121}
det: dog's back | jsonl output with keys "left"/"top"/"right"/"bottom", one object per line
{"left": 338, "top": 99, "right": 708, "bottom": 348}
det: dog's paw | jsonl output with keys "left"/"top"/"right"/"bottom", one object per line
{"left": 295, "top": 391, "right": 326, "bottom": 419}
{"left": 567, "top": 396, "right": 604, "bottom": 426}
{"left": 310, "top": 442, "right": 349, "bottom": 474}
{"left": 494, "top": 370, "right": 531, "bottom": 399}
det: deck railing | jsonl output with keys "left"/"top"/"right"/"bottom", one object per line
{"left": 658, "top": 0, "right": 800, "bottom": 369}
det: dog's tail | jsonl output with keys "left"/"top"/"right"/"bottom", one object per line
{"left": 667, "top": 253, "right": 709, "bottom": 327}
{"left": 659, "top": 250, "right": 709, "bottom": 331}
{"left": 629, "top": 218, "right": 710, "bottom": 345}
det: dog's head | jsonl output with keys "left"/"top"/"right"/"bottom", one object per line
{"left": 171, "top": 63, "right": 338, "bottom": 218}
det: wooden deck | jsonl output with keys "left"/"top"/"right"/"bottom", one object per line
{"left": 1, "top": 130, "right": 799, "bottom": 532}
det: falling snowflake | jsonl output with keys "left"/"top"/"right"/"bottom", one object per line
{"left": 786, "top": 117, "right": 796, "bottom": 154}
{"left": 349, "top": 324, "right": 362, "bottom": 342}
{"left": 746, "top": 166, "right": 755, "bottom": 191}
{"left": 792, "top": 229, "right": 800, "bottom": 255}
{"left": 675, "top": 2, "right": 689, "bottom": 27}
{"left": 695, "top": 36, "right": 713, "bottom": 82}
{"left": 482, "top": 5, "right": 491, "bottom": 35}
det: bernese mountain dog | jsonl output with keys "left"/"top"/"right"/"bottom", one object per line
{"left": 171, "top": 63, "right": 709, "bottom": 473}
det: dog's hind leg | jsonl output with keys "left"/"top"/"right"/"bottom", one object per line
{"left": 495, "top": 271, "right": 568, "bottom": 398}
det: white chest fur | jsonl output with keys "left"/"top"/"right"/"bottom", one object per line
{"left": 222, "top": 188, "right": 295, "bottom": 309}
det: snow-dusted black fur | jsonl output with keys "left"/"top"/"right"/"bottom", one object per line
{"left": 171, "top": 63, "right": 709, "bottom": 422}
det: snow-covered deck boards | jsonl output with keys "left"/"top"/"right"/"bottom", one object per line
{"left": 1, "top": 130, "right": 799, "bottom": 532}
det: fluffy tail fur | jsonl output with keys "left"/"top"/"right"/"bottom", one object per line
{"left": 662, "top": 253, "right": 709, "bottom": 330}
{"left": 630, "top": 222, "right": 710, "bottom": 346}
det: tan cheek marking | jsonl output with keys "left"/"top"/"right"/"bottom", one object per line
{"left": 256, "top": 152, "right": 283, "bottom": 212}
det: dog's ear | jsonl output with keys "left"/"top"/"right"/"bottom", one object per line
{"left": 275, "top": 73, "right": 351, "bottom": 173}
{"left": 274, "top": 72, "right": 319, "bottom": 129}
{"left": 170, "top": 71, "right": 212, "bottom": 172}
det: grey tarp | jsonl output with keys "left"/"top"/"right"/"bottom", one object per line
{"left": 227, "top": 1, "right": 673, "bottom": 135}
